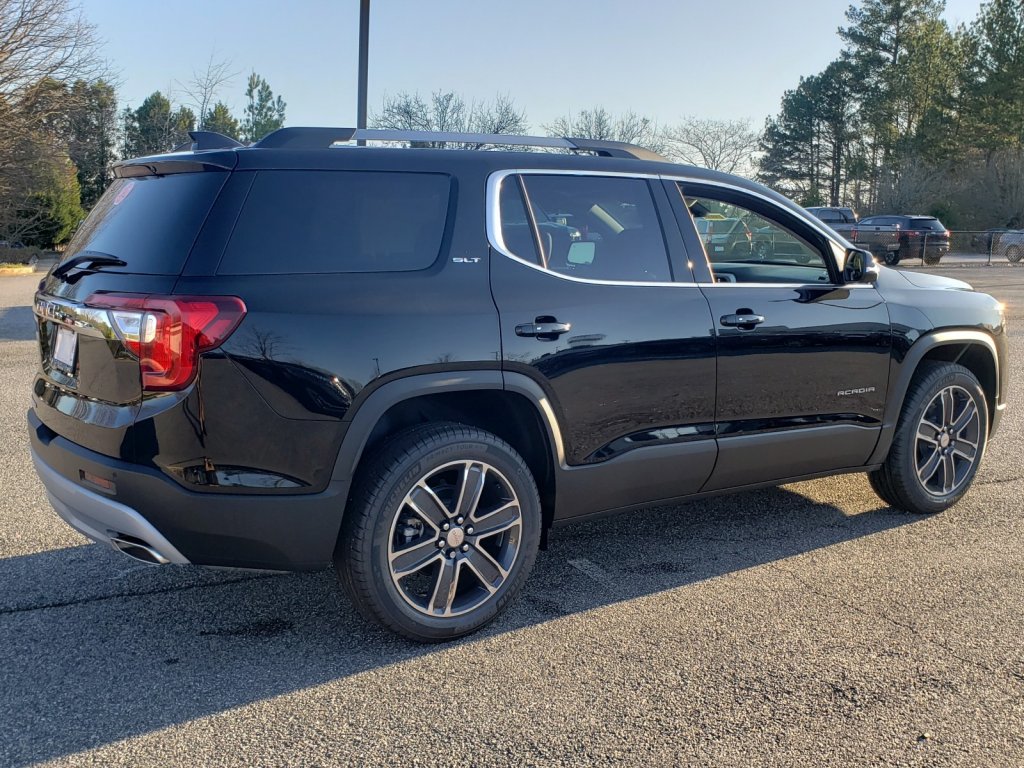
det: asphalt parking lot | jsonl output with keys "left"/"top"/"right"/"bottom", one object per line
{"left": 1, "top": 268, "right": 1021, "bottom": 767}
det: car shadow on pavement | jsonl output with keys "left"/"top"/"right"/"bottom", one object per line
{"left": 0, "top": 305, "right": 35, "bottom": 342}
{"left": 0, "top": 484, "right": 918, "bottom": 766}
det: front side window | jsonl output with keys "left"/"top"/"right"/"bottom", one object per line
{"left": 681, "top": 185, "right": 830, "bottom": 283}
{"left": 497, "top": 174, "right": 673, "bottom": 283}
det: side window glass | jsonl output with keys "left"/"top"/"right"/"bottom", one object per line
{"left": 683, "top": 189, "right": 829, "bottom": 283}
{"left": 499, "top": 174, "right": 673, "bottom": 282}
{"left": 498, "top": 177, "right": 541, "bottom": 265}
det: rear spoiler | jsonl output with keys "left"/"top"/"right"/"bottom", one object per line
{"left": 113, "top": 153, "right": 237, "bottom": 178}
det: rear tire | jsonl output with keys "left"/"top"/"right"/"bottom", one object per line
{"left": 336, "top": 423, "right": 541, "bottom": 642}
{"left": 883, "top": 251, "right": 901, "bottom": 266}
{"left": 1007, "top": 245, "right": 1022, "bottom": 263}
{"left": 868, "top": 362, "right": 987, "bottom": 514}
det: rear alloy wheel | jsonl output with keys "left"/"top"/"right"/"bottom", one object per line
{"left": 337, "top": 423, "right": 541, "bottom": 642}
{"left": 1007, "top": 245, "right": 1023, "bottom": 263}
{"left": 883, "top": 250, "right": 901, "bottom": 266}
{"left": 869, "top": 362, "right": 988, "bottom": 514}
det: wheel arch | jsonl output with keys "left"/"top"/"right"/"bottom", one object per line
{"left": 331, "top": 371, "right": 563, "bottom": 531}
{"left": 868, "top": 329, "right": 1000, "bottom": 464}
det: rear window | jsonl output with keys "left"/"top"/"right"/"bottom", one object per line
{"left": 60, "top": 173, "right": 227, "bottom": 275}
{"left": 218, "top": 171, "right": 451, "bottom": 275}
{"left": 811, "top": 209, "right": 844, "bottom": 223}
{"left": 908, "top": 218, "right": 946, "bottom": 231}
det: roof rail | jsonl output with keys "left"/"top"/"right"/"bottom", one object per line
{"left": 252, "top": 127, "right": 666, "bottom": 161}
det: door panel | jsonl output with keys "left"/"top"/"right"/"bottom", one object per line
{"left": 702, "top": 285, "right": 891, "bottom": 488}
{"left": 669, "top": 182, "right": 893, "bottom": 489}
{"left": 488, "top": 172, "right": 718, "bottom": 509}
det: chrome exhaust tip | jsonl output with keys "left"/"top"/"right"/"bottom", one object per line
{"left": 110, "top": 535, "right": 171, "bottom": 565}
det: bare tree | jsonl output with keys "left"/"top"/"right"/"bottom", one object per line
{"left": 545, "top": 107, "right": 668, "bottom": 154}
{"left": 0, "top": 0, "right": 105, "bottom": 109}
{"left": 181, "top": 54, "right": 237, "bottom": 130}
{"left": 372, "top": 91, "right": 529, "bottom": 148}
{"left": 664, "top": 117, "right": 760, "bottom": 175}
{"left": 0, "top": 0, "right": 107, "bottom": 241}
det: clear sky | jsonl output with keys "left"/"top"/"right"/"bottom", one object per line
{"left": 80, "top": 0, "right": 984, "bottom": 130}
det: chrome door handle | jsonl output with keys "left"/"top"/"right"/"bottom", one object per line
{"left": 515, "top": 321, "right": 571, "bottom": 338}
{"left": 720, "top": 313, "right": 765, "bottom": 328}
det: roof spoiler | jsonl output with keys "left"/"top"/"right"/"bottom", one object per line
{"left": 252, "top": 127, "right": 666, "bottom": 161}
{"left": 170, "top": 131, "right": 245, "bottom": 153}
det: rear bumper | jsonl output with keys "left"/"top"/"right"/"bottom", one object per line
{"left": 28, "top": 410, "right": 349, "bottom": 571}
{"left": 31, "top": 448, "right": 190, "bottom": 564}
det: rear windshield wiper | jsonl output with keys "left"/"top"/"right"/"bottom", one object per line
{"left": 52, "top": 253, "right": 128, "bottom": 281}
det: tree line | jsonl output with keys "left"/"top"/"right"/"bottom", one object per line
{"left": 0, "top": 0, "right": 287, "bottom": 249}
{"left": 758, "top": 0, "right": 1024, "bottom": 228}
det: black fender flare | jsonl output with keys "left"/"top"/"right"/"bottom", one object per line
{"left": 330, "top": 370, "right": 566, "bottom": 486}
{"left": 867, "top": 329, "right": 1000, "bottom": 465}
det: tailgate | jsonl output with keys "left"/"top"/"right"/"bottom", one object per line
{"left": 31, "top": 167, "right": 230, "bottom": 458}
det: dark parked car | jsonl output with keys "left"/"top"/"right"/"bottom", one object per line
{"left": 29, "top": 128, "right": 1008, "bottom": 641}
{"left": 858, "top": 214, "right": 950, "bottom": 265}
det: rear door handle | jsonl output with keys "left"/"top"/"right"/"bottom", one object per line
{"left": 515, "top": 321, "right": 571, "bottom": 338}
{"left": 720, "top": 313, "right": 765, "bottom": 328}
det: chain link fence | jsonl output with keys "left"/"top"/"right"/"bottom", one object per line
{"left": 875, "top": 230, "right": 1024, "bottom": 268}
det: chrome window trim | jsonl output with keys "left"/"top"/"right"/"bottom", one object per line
{"left": 485, "top": 168, "right": 876, "bottom": 290}
{"left": 486, "top": 168, "right": 682, "bottom": 288}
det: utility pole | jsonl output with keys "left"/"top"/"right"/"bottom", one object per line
{"left": 356, "top": 0, "right": 370, "bottom": 146}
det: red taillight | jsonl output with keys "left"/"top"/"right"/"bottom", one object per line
{"left": 86, "top": 293, "right": 246, "bottom": 391}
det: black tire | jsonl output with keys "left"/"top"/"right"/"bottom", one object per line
{"left": 883, "top": 250, "right": 901, "bottom": 266}
{"left": 336, "top": 423, "right": 541, "bottom": 642}
{"left": 868, "top": 362, "right": 988, "bottom": 514}
{"left": 923, "top": 253, "right": 942, "bottom": 266}
{"left": 1007, "top": 245, "right": 1023, "bottom": 264}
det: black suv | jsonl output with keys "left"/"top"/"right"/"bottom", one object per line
{"left": 29, "top": 128, "right": 1008, "bottom": 641}
{"left": 858, "top": 214, "right": 952, "bottom": 265}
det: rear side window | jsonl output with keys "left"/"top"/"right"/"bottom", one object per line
{"left": 60, "top": 173, "right": 227, "bottom": 275}
{"left": 498, "top": 174, "right": 673, "bottom": 283}
{"left": 218, "top": 171, "right": 451, "bottom": 274}
{"left": 908, "top": 218, "right": 945, "bottom": 231}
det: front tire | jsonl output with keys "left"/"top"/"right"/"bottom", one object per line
{"left": 336, "top": 423, "right": 541, "bottom": 642}
{"left": 868, "top": 362, "right": 987, "bottom": 514}
{"left": 1007, "top": 245, "right": 1023, "bottom": 263}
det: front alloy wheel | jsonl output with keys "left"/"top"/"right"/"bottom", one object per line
{"left": 914, "top": 385, "right": 981, "bottom": 496}
{"left": 869, "top": 362, "right": 988, "bottom": 514}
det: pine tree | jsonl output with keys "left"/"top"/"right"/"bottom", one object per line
{"left": 203, "top": 102, "right": 241, "bottom": 140}
{"left": 241, "top": 72, "right": 286, "bottom": 143}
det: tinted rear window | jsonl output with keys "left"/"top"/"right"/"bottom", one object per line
{"left": 218, "top": 171, "right": 451, "bottom": 275}
{"left": 60, "top": 173, "right": 226, "bottom": 275}
{"left": 908, "top": 218, "right": 946, "bottom": 231}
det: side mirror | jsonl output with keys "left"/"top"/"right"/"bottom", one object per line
{"left": 844, "top": 248, "right": 878, "bottom": 284}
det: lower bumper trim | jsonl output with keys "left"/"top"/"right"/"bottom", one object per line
{"left": 31, "top": 448, "right": 190, "bottom": 565}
